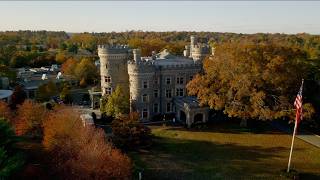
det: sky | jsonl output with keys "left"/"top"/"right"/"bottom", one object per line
{"left": 0, "top": 1, "right": 320, "bottom": 34}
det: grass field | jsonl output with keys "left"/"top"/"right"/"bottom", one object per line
{"left": 130, "top": 122, "right": 320, "bottom": 179}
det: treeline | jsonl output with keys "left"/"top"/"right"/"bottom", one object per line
{"left": 1, "top": 31, "right": 320, "bottom": 62}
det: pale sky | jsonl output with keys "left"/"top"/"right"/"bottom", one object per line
{"left": 0, "top": 1, "right": 320, "bottom": 34}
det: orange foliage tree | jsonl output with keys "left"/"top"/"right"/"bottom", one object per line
{"left": 15, "top": 100, "right": 47, "bottom": 137}
{"left": 43, "top": 106, "right": 132, "bottom": 179}
{"left": 61, "top": 57, "right": 77, "bottom": 75}
{"left": 0, "top": 101, "right": 13, "bottom": 121}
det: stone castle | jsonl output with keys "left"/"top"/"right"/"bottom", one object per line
{"left": 98, "top": 36, "right": 212, "bottom": 127}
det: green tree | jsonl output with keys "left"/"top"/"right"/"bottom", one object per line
{"left": 0, "top": 119, "right": 24, "bottom": 179}
{"left": 36, "top": 81, "right": 58, "bottom": 102}
{"left": 60, "top": 84, "right": 72, "bottom": 103}
{"left": 67, "top": 44, "right": 78, "bottom": 54}
{"left": 0, "top": 65, "right": 16, "bottom": 81}
{"left": 103, "top": 86, "right": 129, "bottom": 118}
{"left": 187, "top": 42, "right": 314, "bottom": 126}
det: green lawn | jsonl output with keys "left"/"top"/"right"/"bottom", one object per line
{"left": 130, "top": 122, "right": 320, "bottom": 180}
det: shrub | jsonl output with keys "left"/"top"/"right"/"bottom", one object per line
{"left": 112, "top": 112, "right": 151, "bottom": 150}
{"left": 43, "top": 107, "right": 132, "bottom": 179}
{"left": 0, "top": 147, "right": 24, "bottom": 179}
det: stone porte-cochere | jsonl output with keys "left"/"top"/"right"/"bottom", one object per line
{"left": 175, "top": 97, "right": 209, "bottom": 127}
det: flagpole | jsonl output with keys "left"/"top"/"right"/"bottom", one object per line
{"left": 287, "top": 118, "right": 298, "bottom": 173}
{"left": 287, "top": 79, "right": 304, "bottom": 173}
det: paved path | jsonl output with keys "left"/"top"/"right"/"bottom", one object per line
{"left": 271, "top": 121, "right": 320, "bottom": 148}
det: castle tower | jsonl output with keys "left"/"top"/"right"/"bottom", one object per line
{"left": 190, "top": 35, "right": 197, "bottom": 47}
{"left": 128, "top": 49, "right": 155, "bottom": 118}
{"left": 189, "top": 35, "right": 210, "bottom": 63}
{"left": 98, "top": 44, "right": 130, "bottom": 96}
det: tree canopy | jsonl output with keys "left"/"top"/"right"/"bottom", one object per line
{"left": 187, "top": 42, "right": 314, "bottom": 121}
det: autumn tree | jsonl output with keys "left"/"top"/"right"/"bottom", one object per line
{"left": 61, "top": 57, "right": 77, "bottom": 75}
{"left": 15, "top": 100, "right": 47, "bottom": 137}
{"left": 43, "top": 107, "right": 132, "bottom": 179}
{"left": 112, "top": 112, "right": 151, "bottom": 150}
{"left": 55, "top": 51, "right": 69, "bottom": 64}
{"left": 101, "top": 86, "right": 129, "bottom": 118}
{"left": 187, "top": 42, "right": 314, "bottom": 126}
{"left": 0, "top": 101, "right": 13, "bottom": 121}
{"left": 74, "top": 58, "right": 98, "bottom": 86}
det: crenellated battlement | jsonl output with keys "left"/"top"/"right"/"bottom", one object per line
{"left": 98, "top": 44, "right": 130, "bottom": 54}
{"left": 128, "top": 59, "right": 202, "bottom": 75}
{"left": 128, "top": 60, "right": 155, "bottom": 74}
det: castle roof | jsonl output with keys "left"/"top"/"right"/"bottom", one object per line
{"left": 142, "top": 49, "right": 196, "bottom": 66}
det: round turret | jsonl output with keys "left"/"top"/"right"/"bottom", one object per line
{"left": 98, "top": 45, "right": 130, "bottom": 96}
{"left": 133, "top": 49, "right": 141, "bottom": 62}
{"left": 190, "top": 36, "right": 197, "bottom": 46}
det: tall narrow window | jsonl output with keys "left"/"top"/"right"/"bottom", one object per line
{"left": 142, "top": 108, "right": 148, "bottom": 119}
{"left": 176, "top": 88, "right": 184, "bottom": 97}
{"left": 153, "top": 103, "right": 159, "bottom": 113}
{"left": 143, "top": 81, "right": 148, "bottom": 88}
{"left": 166, "top": 89, "right": 172, "bottom": 98}
{"left": 176, "top": 77, "right": 184, "bottom": 84}
{"left": 166, "top": 103, "right": 172, "bottom": 112}
{"left": 142, "top": 94, "right": 148, "bottom": 102}
{"left": 166, "top": 77, "right": 171, "bottom": 85}
{"left": 154, "top": 89, "right": 158, "bottom": 98}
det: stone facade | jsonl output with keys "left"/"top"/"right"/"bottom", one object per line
{"left": 98, "top": 36, "right": 211, "bottom": 126}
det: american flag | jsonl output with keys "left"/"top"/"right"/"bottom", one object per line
{"left": 294, "top": 79, "right": 304, "bottom": 126}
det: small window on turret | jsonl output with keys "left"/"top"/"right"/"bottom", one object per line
{"left": 105, "top": 76, "right": 111, "bottom": 83}
{"left": 105, "top": 87, "right": 112, "bottom": 95}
